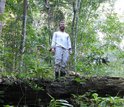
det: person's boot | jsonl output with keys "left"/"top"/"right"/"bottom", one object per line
{"left": 60, "top": 67, "right": 66, "bottom": 77}
{"left": 60, "top": 71, "right": 66, "bottom": 77}
{"left": 55, "top": 72, "right": 59, "bottom": 80}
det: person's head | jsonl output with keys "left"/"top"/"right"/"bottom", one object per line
{"left": 59, "top": 21, "right": 65, "bottom": 32}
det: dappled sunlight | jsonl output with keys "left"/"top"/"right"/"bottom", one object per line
{"left": 120, "top": 38, "right": 124, "bottom": 50}
{"left": 114, "top": 0, "right": 124, "bottom": 15}
{"left": 114, "top": 0, "right": 124, "bottom": 22}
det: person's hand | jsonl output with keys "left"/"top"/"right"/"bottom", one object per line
{"left": 51, "top": 48, "right": 55, "bottom": 53}
{"left": 69, "top": 48, "right": 72, "bottom": 54}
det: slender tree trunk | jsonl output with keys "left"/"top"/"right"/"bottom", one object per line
{"left": 71, "top": 0, "right": 81, "bottom": 71}
{"left": 44, "top": 0, "right": 52, "bottom": 64}
{"left": 0, "top": 0, "right": 6, "bottom": 33}
{"left": 46, "top": 0, "right": 52, "bottom": 64}
{"left": 71, "top": 2, "right": 76, "bottom": 51}
{"left": 45, "top": 0, "right": 52, "bottom": 45}
{"left": 0, "top": 0, "right": 6, "bottom": 72}
{"left": 0, "top": 21, "right": 2, "bottom": 33}
{"left": 20, "top": 0, "right": 28, "bottom": 71}
{"left": 70, "top": 2, "right": 76, "bottom": 70}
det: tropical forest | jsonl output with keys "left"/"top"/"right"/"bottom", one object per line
{"left": 0, "top": 0, "right": 124, "bottom": 106}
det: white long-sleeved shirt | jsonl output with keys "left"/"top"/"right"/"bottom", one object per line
{"left": 51, "top": 31, "right": 71, "bottom": 50}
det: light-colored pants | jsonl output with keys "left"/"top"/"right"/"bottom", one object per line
{"left": 54, "top": 46, "right": 69, "bottom": 72}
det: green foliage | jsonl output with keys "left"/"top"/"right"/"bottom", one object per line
{"left": 48, "top": 94, "right": 73, "bottom": 107}
{"left": 49, "top": 99, "right": 73, "bottom": 107}
{"left": 92, "top": 93, "right": 124, "bottom": 107}
{"left": 74, "top": 76, "right": 86, "bottom": 83}
{"left": 0, "top": 62, "right": 54, "bottom": 80}
{"left": 72, "top": 92, "right": 91, "bottom": 107}
{"left": 1, "top": 0, "right": 124, "bottom": 106}
{"left": 72, "top": 93, "right": 124, "bottom": 107}
{"left": 1, "top": 0, "right": 123, "bottom": 78}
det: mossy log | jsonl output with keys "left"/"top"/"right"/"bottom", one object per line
{"left": 0, "top": 76, "right": 124, "bottom": 106}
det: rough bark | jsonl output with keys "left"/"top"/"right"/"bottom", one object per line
{"left": 19, "top": 0, "right": 28, "bottom": 71}
{"left": 0, "top": 76, "right": 124, "bottom": 105}
{"left": 20, "top": 0, "right": 28, "bottom": 54}
{"left": 71, "top": 0, "right": 81, "bottom": 71}
{"left": 74, "top": 0, "right": 81, "bottom": 71}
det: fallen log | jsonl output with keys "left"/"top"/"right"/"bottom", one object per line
{"left": 0, "top": 76, "right": 124, "bottom": 106}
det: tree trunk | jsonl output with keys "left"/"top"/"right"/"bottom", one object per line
{"left": 20, "top": 0, "right": 28, "bottom": 71}
{"left": 0, "top": 0, "right": 6, "bottom": 33}
{"left": 0, "top": 76, "right": 124, "bottom": 105}
{"left": 71, "top": 0, "right": 81, "bottom": 71}
{"left": 0, "top": 0, "right": 6, "bottom": 72}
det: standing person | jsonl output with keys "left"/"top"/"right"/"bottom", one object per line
{"left": 51, "top": 21, "right": 72, "bottom": 79}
